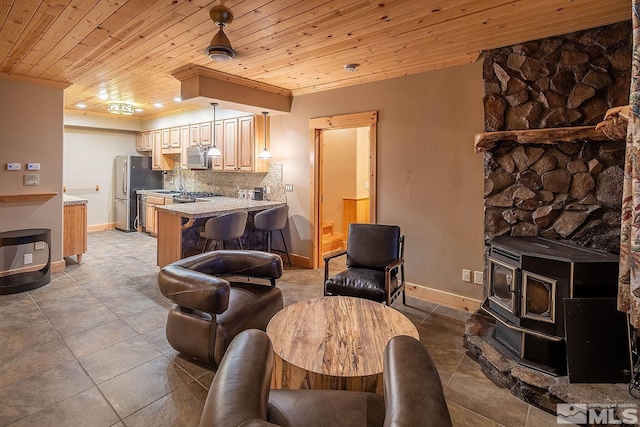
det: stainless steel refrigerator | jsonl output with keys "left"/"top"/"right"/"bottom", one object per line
{"left": 114, "top": 155, "right": 163, "bottom": 231}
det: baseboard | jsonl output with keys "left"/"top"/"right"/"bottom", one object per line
{"left": 87, "top": 223, "right": 115, "bottom": 232}
{"left": 289, "top": 253, "right": 312, "bottom": 268}
{"left": 406, "top": 283, "right": 482, "bottom": 314}
{"left": 51, "top": 260, "right": 65, "bottom": 273}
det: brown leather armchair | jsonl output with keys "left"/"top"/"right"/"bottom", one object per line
{"left": 158, "top": 250, "right": 283, "bottom": 367}
{"left": 324, "top": 223, "right": 405, "bottom": 305}
{"left": 200, "top": 329, "right": 452, "bottom": 427}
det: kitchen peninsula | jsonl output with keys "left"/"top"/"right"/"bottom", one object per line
{"left": 155, "top": 197, "right": 286, "bottom": 267}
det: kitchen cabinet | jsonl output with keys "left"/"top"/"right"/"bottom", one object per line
{"left": 152, "top": 131, "right": 174, "bottom": 170}
{"left": 64, "top": 202, "right": 87, "bottom": 263}
{"left": 161, "top": 129, "right": 170, "bottom": 149}
{"left": 200, "top": 122, "right": 212, "bottom": 146}
{"left": 211, "top": 120, "right": 223, "bottom": 171}
{"left": 136, "top": 131, "right": 152, "bottom": 151}
{"left": 145, "top": 195, "right": 167, "bottom": 236}
{"left": 222, "top": 116, "right": 255, "bottom": 171}
{"left": 163, "top": 127, "right": 181, "bottom": 154}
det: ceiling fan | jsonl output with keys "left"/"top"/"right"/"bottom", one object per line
{"left": 207, "top": 4, "right": 236, "bottom": 61}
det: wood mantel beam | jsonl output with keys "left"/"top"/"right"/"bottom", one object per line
{"left": 474, "top": 126, "right": 615, "bottom": 153}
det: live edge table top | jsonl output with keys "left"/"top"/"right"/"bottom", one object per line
{"left": 266, "top": 296, "right": 419, "bottom": 393}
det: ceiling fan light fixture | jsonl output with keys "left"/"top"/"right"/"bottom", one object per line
{"left": 207, "top": 5, "right": 236, "bottom": 62}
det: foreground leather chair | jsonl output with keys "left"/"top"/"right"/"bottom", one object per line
{"left": 158, "top": 250, "right": 283, "bottom": 367}
{"left": 324, "top": 223, "right": 405, "bottom": 305}
{"left": 200, "top": 329, "right": 452, "bottom": 427}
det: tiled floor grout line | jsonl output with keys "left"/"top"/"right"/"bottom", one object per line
{"left": 23, "top": 276, "right": 127, "bottom": 426}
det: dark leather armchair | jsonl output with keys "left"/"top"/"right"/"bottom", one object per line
{"left": 324, "top": 223, "right": 405, "bottom": 305}
{"left": 200, "top": 329, "right": 452, "bottom": 427}
{"left": 158, "top": 250, "right": 283, "bottom": 367}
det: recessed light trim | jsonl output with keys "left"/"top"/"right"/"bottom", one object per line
{"left": 154, "top": 103, "right": 163, "bottom": 108}
{"left": 76, "top": 103, "right": 87, "bottom": 109}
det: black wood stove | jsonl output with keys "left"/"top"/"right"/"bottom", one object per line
{"left": 481, "top": 235, "right": 630, "bottom": 382}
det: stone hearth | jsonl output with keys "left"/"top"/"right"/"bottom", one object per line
{"left": 464, "top": 312, "right": 635, "bottom": 420}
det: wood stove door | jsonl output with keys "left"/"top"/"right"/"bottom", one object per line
{"left": 521, "top": 271, "right": 556, "bottom": 324}
{"left": 488, "top": 258, "right": 519, "bottom": 316}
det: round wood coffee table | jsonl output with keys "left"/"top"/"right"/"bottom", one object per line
{"left": 266, "top": 296, "right": 419, "bottom": 393}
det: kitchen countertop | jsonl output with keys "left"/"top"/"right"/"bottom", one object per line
{"left": 63, "top": 195, "right": 88, "bottom": 206}
{"left": 155, "top": 196, "right": 286, "bottom": 219}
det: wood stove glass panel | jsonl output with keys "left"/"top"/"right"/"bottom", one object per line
{"left": 522, "top": 271, "right": 556, "bottom": 324}
{"left": 488, "top": 258, "right": 518, "bottom": 315}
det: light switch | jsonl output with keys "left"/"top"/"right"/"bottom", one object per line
{"left": 7, "top": 163, "right": 20, "bottom": 170}
{"left": 27, "top": 163, "right": 40, "bottom": 170}
{"left": 24, "top": 174, "right": 39, "bottom": 186}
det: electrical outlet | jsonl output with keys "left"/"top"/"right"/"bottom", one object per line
{"left": 35, "top": 242, "right": 45, "bottom": 250}
{"left": 285, "top": 184, "right": 294, "bottom": 192}
{"left": 474, "top": 271, "right": 484, "bottom": 285}
{"left": 462, "top": 269, "right": 471, "bottom": 282}
{"left": 24, "top": 254, "right": 33, "bottom": 265}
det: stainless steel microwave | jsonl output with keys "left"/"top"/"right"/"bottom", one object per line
{"left": 186, "top": 146, "right": 211, "bottom": 169}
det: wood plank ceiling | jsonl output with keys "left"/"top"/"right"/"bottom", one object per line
{"left": 0, "top": 0, "right": 631, "bottom": 119}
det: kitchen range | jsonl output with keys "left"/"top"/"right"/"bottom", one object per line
{"left": 172, "top": 191, "right": 222, "bottom": 203}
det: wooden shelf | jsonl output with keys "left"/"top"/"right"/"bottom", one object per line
{"left": 474, "top": 126, "right": 613, "bottom": 153}
{"left": 0, "top": 193, "right": 58, "bottom": 203}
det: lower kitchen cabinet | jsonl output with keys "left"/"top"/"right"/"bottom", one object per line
{"left": 63, "top": 203, "right": 87, "bottom": 263}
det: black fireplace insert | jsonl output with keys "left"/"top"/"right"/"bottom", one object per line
{"left": 481, "top": 235, "right": 629, "bottom": 381}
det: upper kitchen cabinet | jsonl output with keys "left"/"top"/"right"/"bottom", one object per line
{"left": 222, "top": 116, "right": 256, "bottom": 172}
{"left": 212, "top": 120, "right": 223, "bottom": 171}
{"left": 163, "top": 127, "right": 181, "bottom": 154}
{"left": 136, "top": 131, "right": 152, "bottom": 151}
{"left": 152, "top": 130, "right": 174, "bottom": 170}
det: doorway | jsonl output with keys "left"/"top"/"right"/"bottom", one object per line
{"left": 309, "top": 111, "right": 377, "bottom": 268}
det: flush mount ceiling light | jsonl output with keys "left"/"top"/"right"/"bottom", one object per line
{"left": 344, "top": 63, "right": 359, "bottom": 72}
{"left": 207, "top": 103, "right": 222, "bottom": 157}
{"left": 207, "top": 5, "right": 236, "bottom": 62}
{"left": 107, "top": 102, "right": 134, "bottom": 115}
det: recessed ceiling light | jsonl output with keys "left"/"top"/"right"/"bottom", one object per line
{"left": 98, "top": 94, "right": 108, "bottom": 100}
{"left": 76, "top": 103, "right": 87, "bottom": 108}
{"left": 154, "top": 103, "right": 163, "bottom": 108}
{"left": 174, "top": 97, "right": 182, "bottom": 102}
{"left": 135, "top": 108, "right": 144, "bottom": 112}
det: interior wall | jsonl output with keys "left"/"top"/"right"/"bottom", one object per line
{"left": 356, "top": 127, "right": 370, "bottom": 200}
{"left": 323, "top": 128, "right": 358, "bottom": 236}
{"left": 63, "top": 127, "right": 139, "bottom": 228}
{"left": 270, "top": 61, "right": 485, "bottom": 300}
{"left": 0, "top": 79, "right": 64, "bottom": 263}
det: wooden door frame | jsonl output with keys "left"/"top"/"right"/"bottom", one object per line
{"left": 309, "top": 111, "right": 378, "bottom": 268}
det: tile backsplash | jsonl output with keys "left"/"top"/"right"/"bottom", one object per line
{"left": 164, "top": 163, "right": 286, "bottom": 202}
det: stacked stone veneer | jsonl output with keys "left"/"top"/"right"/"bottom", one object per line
{"left": 482, "top": 22, "right": 631, "bottom": 254}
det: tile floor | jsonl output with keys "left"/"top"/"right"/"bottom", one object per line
{"left": 0, "top": 230, "right": 561, "bottom": 426}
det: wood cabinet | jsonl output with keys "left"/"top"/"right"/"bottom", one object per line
{"left": 222, "top": 116, "right": 255, "bottom": 171}
{"left": 136, "top": 131, "right": 152, "bottom": 151}
{"left": 146, "top": 114, "right": 266, "bottom": 172}
{"left": 211, "top": 120, "right": 223, "bottom": 170}
{"left": 145, "top": 195, "right": 167, "bottom": 236}
{"left": 63, "top": 203, "right": 87, "bottom": 263}
{"left": 152, "top": 131, "right": 174, "bottom": 170}
{"left": 162, "top": 127, "right": 181, "bottom": 154}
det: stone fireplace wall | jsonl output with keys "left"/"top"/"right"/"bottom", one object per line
{"left": 482, "top": 22, "right": 631, "bottom": 254}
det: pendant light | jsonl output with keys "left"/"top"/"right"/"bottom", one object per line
{"left": 259, "top": 111, "right": 272, "bottom": 159}
{"left": 207, "top": 102, "right": 222, "bottom": 157}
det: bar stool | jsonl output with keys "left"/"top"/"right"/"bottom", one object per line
{"left": 200, "top": 211, "right": 248, "bottom": 252}
{"left": 253, "top": 205, "right": 291, "bottom": 266}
